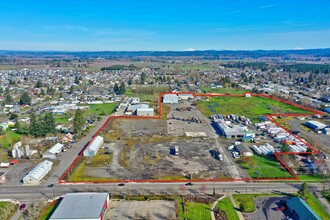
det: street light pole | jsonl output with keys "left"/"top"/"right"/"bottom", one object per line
{"left": 52, "top": 185, "right": 56, "bottom": 200}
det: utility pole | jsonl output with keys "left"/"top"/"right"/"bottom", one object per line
{"left": 52, "top": 185, "right": 56, "bottom": 200}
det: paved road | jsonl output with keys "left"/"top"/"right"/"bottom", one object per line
{"left": 46, "top": 116, "right": 108, "bottom": 184}
{"left": 0, "top": 181, "right": 324, "bottom": 203}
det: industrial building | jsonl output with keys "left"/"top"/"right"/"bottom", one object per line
{"left": 83, "top": 136, "right": 104, "bottom": 157}
{"left": 178, "top": 94, "right": 193, "bottom": 100}
{"left": 305, "top": 121, "right": 327, "bottom": 131}
{"left": 42, "top": 143, "right": 64, "bottom": 159}
{"left": 234, "top": 145, "right": 253, "bottom": 157}
{"left": 50, "top": 193, "right": 109, "bottom": 220}
{"left": 22, "top": 160, "right": 53, "bottom": 184}
{"left": 214, "top": 119, "right": 246, "bottom": 138}
{"left": 286, "top": 197, "right": 321, "bottom": 220}
{"left": 163, "top": 94, "right": 179, "bottom": 104}
{"left": 136, "top": 108, "right": 154, "bottom": 116}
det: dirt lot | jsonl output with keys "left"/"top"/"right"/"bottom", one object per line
{"left": 83, "top": 118, "right": 231, "bottom": 180}
{"left": 105, "top": 200, "right": 176, "bottom": 220}
{"left": 167, "top": 101, "right": 216, "bottom": 137}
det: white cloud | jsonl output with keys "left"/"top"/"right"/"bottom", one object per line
{"left": 222, "top": 10, "right": 241, "bottom": 15}
{"left": 259, "top": 4, "right": 276, "bottom": 9}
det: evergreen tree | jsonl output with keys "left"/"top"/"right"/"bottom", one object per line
{"left": 70, "top": 85, "right": 75, "bottom": 94}
{"left": 73, "top": 109, "right": 85, "bottom": 135}
{"left": 29, "top": 112, "right": 41, "bottom": 137}
{"left": 119, "top": 82, "right": 126, "bottom": 94}
{"left": 114, "top": 83, "right": 119, "bottom": 93}
{"left": 19, "top": 92, "right": 31, "bottom": 105}
{"left": 74, "top": 76, "right": 80, "bottom": 84}
{"left": 43, "top": 112, "right": 56, "bottom": 134}
{"left": 140, "top": 72, "right": 147, "bottom": 84}
{"left": 5, "top": 94, "right": 14, "bottom": 104}
{"left": 35, "top": 80, "right": 42, "bottom": 88}
{"left": 128, "top": 77, "right": 133, "bottom": 86}
{"left": 0, "top": 87, "right": 4, "bottom": 94}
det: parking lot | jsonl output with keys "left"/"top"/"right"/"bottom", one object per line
{"left": 0, "top": 160, "right": 37, "bottom": 185}
{"left": 245, "top": 196, "right": 287, "bottom": 220}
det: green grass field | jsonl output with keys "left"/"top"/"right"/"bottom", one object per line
{"left": 54, "top": 114, "right": 72, "bottom": 124}
{"left": 233, "top": 194, "right": 275, "bottom": 212}
{"left": 0, "top": 129, "right": 21, "bottom": 149}
{"left": 305, "top": 193, "right": 330, "bottom": 219}
{"left": 238, "top": 155, "right": 292, "bottom": 178}
{"left": 182, "top": 202, "right": 212, "bottom": 220}
{"left": 197, "top": 96, "right": 311, "bottom": 122}
{"left": 85, "top": 103, "right": 118, "bottom": 116}
{"left": 0, "top": 201, "right": 17, "bottom": 220}
{"left": 201, "top": 86, "right": 247, "bottom": 94}
{"left": 216, "top": 197, "right": 239, "bottom": 220}
{"left": 40, "top": 204, "right": 57, "bottom": 220}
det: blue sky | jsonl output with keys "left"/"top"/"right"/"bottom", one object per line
{"left": 0, "top": 0, "right": 329, "bottom": 51}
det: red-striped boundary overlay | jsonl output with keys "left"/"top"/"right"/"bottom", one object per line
{"left": 58, "top": 92, "right": 324, "bottom": 184}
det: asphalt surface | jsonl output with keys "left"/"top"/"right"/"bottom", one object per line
{"left": 248, "top": 196, "right": 286, "bottom": 220}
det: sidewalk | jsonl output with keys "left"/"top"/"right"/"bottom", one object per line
{"left": 210, "top": 195, "right": 226, "bottom": 220}
{"left": 227, "top": 193, "right": 245, "bottom": 220}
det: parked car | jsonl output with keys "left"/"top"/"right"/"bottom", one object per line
{"left": 20, "top": 204, "right": 26, "bottom": 211}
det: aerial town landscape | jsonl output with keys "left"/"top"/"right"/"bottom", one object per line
{"left": 1, "top": 1, "right": 330, "bottom": 220}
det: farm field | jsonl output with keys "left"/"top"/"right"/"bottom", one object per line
{"left": 237, "top": 155, "right": 293, "bottom": 178}
{"left": 197, "top": 96, "right": 311, "bottom": 122}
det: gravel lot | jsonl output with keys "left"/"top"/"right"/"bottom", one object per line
{"left": 105, "top": 200, "right": 176, "bottom": 220}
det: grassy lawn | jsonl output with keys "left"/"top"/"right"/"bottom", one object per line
{"left": 197, "top": 96, "right": 311, "bottom": 122}
{"left": 237, "top": 155, "right": 292, "bottom": 178}
{"left": 216, "top": 197, "right": 239, "bottom": 220}
{"left": 201, "top": 86, "right": 247, "bottom": 94}
{"left": 85, "top": 103, "right": 118, "bottom": 116}
{"left": 68, "top": 157, "right": 118, "bottom": 182}
{"left": 233, "top": 194, "right": 275, "bottom": 212}
{"left": 40, "top": 204, "right": 57, "bottom": 220}
{"left": 182, "top": 202, "right": 212, "bottom": 220}
{"left": 87, "top": 149, "right": 113, "bottom": 167}
{"left": 298, "top": 175, "right": 330, "bottom": 182}
{"left": 305, "top": 193, "right": 330, "bottom": 219}
{"left": 54, "top": 114, "right": 72, "bottom": 124}
{"left": 0, "top": 201, "right": 18, "bottom": 220}
{"left": 0, "top": 129, "right": 21, "bottom": 149}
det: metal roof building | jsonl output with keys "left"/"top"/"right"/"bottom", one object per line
{"left": 286, "top": 197, "right": 321, "bottom": 220}
{"left": 136, "top": 108, "right": 154, "bottom": 116}
{"left": 43, "top": 143, "right": 64, "bottom": 159}
{"left": 83, "top": 136, "right": 104, "bottom": 157}
{"left": 50, "top": 193, "right": 109, "bottom": 220}
{"left": 305, "top": 121, "right": 327, "bottom": 131}
{"left": 178, "top": 94, "right": 193, "bottom": 100}
{"left": 22, "top": 160, "right": 53, "bottom": 184}
{"left": 163, "top": 94, "right": 179, "bottom": 104}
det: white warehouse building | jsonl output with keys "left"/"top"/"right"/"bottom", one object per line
{"left": 137, "top": 108, "right": 154, "bottom": 116}
{"left": 163, "top": 94, "right": 179, "bottom": 104}
{"left": 23, "top": 160, "right": 53, "bottom": 184}
{"left": 83, "top": 136, "right": 104, "bottom": 157}
{"left": 42, "top": 143, "right": 64, "bottom": 159}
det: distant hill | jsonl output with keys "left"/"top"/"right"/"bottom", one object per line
{"left": 0, "top": 48, "right": 330, "bottom": 60}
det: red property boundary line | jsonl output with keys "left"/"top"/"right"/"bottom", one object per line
{"left": 58, "top": 92, "right": 324, "bottom": 184}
